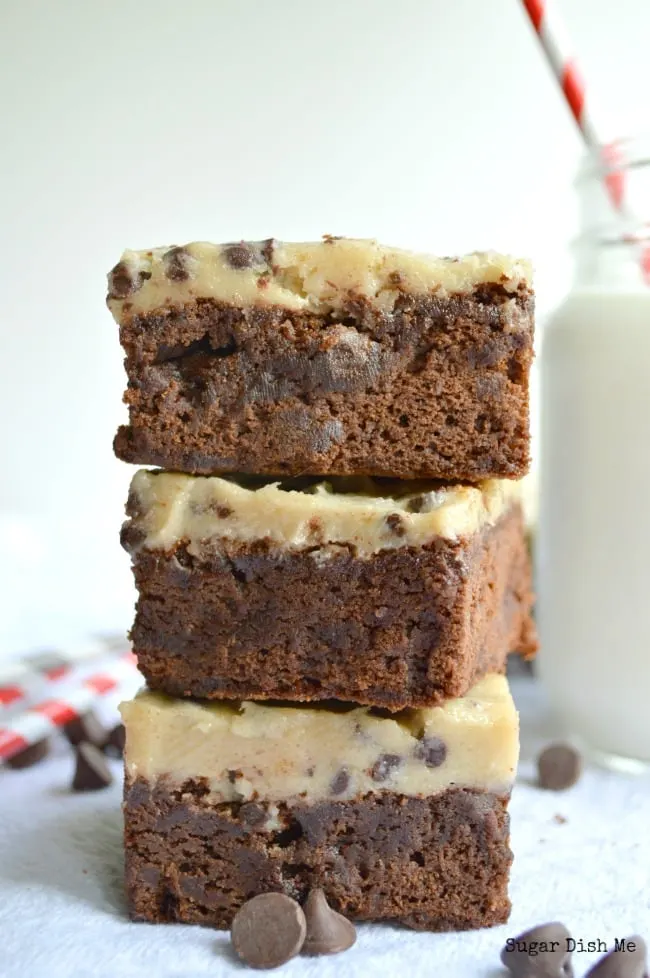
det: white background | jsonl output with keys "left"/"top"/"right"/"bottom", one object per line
{"left": 1, "top": 0, "right": 649, "bottom": 654}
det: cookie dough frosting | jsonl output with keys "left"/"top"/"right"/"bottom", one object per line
{"left": 121, "top": 675, "right": 518, "bottom": 805}
{"left": 107, "top": 237, "right": 532, "bottom": 320}
{"left": 124, "top": 470, "right": 521, "bottom": 558}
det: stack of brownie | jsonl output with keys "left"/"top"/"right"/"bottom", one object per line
{"left": 110, "top": 237, "right": 537, "bottom": 931}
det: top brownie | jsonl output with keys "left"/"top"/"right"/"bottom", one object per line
{"left": 108, "top": 238, "right": 534, "bottom": 480}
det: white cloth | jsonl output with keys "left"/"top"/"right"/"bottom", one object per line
{"left": 2, "top": 677, "right": 649, "bottom": 978}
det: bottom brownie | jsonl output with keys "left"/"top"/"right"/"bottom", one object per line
{"left": 124, "top": 778, "right": 512, "bottom": 931}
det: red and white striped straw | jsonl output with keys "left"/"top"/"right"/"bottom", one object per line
{"left": 0, "top": 637, "right": 130, "bottom": 710}
{"left": 521, "top": 0, "right": 649, "bottom": 276}
{"left": 0, "top": 651, "right": 137, "bottom": 762}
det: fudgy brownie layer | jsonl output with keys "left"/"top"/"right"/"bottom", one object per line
{"left": 128, "top": 503, "right": 536, "bottom": 709}
{"left": 114, "top": 286, "right": 533, "bottom": 480}
{"left": 124, "top": 777, "right": 512, "bottom": 931}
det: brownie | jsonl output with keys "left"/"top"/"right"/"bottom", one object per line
{"left": 120, "top": 674, "right": 518, "bottom": 930}
{"left": 122, "top": 471, "right": 536, "bottom": 709}
{"left": 124, "top": 779, "right": 512, "bottom": 931}
{"left": 108, "top": 238, "right": 534, "bottom": 481}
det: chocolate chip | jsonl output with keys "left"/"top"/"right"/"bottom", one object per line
{"left": 415, "top": 735, "right": 447, "bottom": 768}
{"left": 5, "top": 738, "right": 50, "bottom": 770}
{"left": 64, "top": 710, "right": 107, "bottom": 748}
{"left": 103, "top": 723, "right": 125, "bottom": 757}
{"left": 385, "top": 513, "right": 406, "bottom": 536}
{"left": 322, "top": 234, "right": 343, "bottom": 244}
{"left": 72, "top": 742, "right": 113, "bottom": 792}
{"left": 330, "top": 769, "right": 350, "bottom": 795}
{"left": 230, "top": 893, "right": 306, "bottom": 969}
{"left": 302, "top": 888, "right": 357, "bottom": 956}
{"left": 224, "top": 243, "right": 255, "bottom": 269}
{"left": 240, "top": 803, "right": 267, "bottom": 827}
{"left": 120, "top": 522, "right": 146, "bottom": 554}
{"left": 501, "top": 921, "right": 573, "bottom": 977}
{"left": 214, "top": 504, "right": 232, "bottom": 518}
{"left": 406, "top": 494, "right": 426, "bottom": 513}
{"left": 107, "top": 261, "right": 151, "bottom": 299}
{"left": 371, "top": 753, "right": 402, "bottom": 782}
{"left": 163, "top": 246, "right": 191, "bottom": 281}
{"left": 261, "top": 238, "right": 276, "bottom": 267}
{"left": 228, "top": 769, "right": 243, "bottom": 783}
{"left": 538, "top": 744, "right": 582, "bottom": 791}
{"left": 586, "top": 936, "right": 647, "bottom": 978}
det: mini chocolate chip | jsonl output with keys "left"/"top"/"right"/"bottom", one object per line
{"left": 228, "top": 769, "right": 243, "bottom": 784}
{"left": 240, "top": 802, "right": 267, "bottom": 827}
{"left": 103, "top": 723, "right": 125, "bottom": 757}
{"left": 120, "top": 522, "right": 146, "bottom": 553}
{"left": 64, "top": 710, "right": 107, "bottom": 748}
{"left": 501, "top": 921, "right": 573, "bottom": 978}
{"left": 538, "top": 744, "right": 582, "bottom": 791}
{"left": 586, "top": 936, "right": 647, "bottom": 978}
{"left": 231, "top": 893, "right": 306, "bottom": 969}
{"left": 371, "top": 753, "right": 402, "bottom": 782}
{"left": 125, "top": 488, "right": 144, "bottom": 520}
{"left": 385, "top": 513, "right": 406, "bottom": 536}
{"left": 107, "top": 261, "right": 151, "bottom": 299}
{"left": 72, "top": 742, "right": 113, "bottom": 792}
{"left": 224, "top": 243, "right": 255, "bottom": 269}
{"left": 261, "top": 237, "right": 276, "bottom": 266}
{"left": 5, "top": 738, "right": 50, "bottom": 770}
{"left": 163, "top": 246, "right": 191, "bottom": 281}
{"left": 322, "top": 234, "right": 343, "bottom": 245}
{"left": 303, "top": 888, "right": 357, "bottom": 956}
{"left": 388, "top": 270, "right": 403, "bottom": 287}
{"left": 330, "top": 769, "right": 350, "bottom": 795}
{"left": 406, "top": 494, "right": 426, "bottom": 513}
{"left": 214, "top": 504, "right": 233, "bottom": 518}
{"left": 415, "top": 735, "right": 447, "bottom": 768}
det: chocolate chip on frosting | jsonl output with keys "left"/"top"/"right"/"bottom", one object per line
{"left": 415, "top": 735, "right": 447, "bottom": 768}
{"left": 223, "top": 243, "right": 256, "bottom": 269}
{"left": 163, "top": 246, "right": 192, "bottom": 282}
{"left": 371, "top": 753, "right": 402, "bottom": 782}
{"left": 330, "top": 769, "right": 350, "bottom": 795}
{"left": 107, "top": 260, "right": 151, "bottom": 299}
{"left": 385, "top": 513, "right": 406, "bottom": 536}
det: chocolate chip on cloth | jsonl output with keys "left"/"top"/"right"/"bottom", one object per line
{"left": 5, "top": 738, "right": 50, "bottom": 770}
{"left": 64, "top": 710, "right": 107, "bottom": 748}
{"left": 538, "top": 744, "right": 582, "bottom": 791}
{"left": 72, "top": 742, "right": 114, "bottom": 792}
{"left": 501, "top": 921, "right": 573, "bottom": 978}
{"left": 103, "top": 722, "right": 126, "bottom": 757}
{"left": 302, "top": 888, "right": 357, "bottom": 956}
{"left": 230, "top": 893, "right": 306, "bottom": 969}
{"left": 586, "top": 936, "right": 648, "bottom": 978}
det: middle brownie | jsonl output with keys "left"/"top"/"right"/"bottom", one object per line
{"left": 123, "top": 471, "right": 537, "bottom": 709}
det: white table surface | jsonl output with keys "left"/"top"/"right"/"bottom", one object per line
{"left": 2, "top": 675, "right": 649, "bottom": 978}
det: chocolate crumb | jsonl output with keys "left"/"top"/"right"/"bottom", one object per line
{"left": 371, "top": 753, "right": 402, "bottom": 782}
{"left": 553, "top": 813, "right": 567, "bottom": 825}
{"left": 261, "top": 238, "right": 276, "bottom": 267}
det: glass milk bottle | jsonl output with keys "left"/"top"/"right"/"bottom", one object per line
{"left": 537, "top": 139, "right": 650, "bottom": 770}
